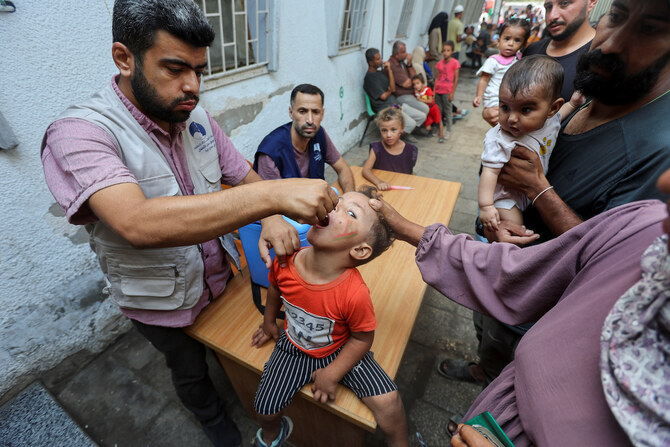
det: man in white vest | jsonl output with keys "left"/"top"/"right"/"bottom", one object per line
{"left": 41, "top": 1, "right": 338, "bottom": 445}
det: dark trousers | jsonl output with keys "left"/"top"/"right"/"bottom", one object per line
{"left": 466, "top": 53, "right": 482, "bottom": 68}
{"left": 131, "top": 319, "right": 225, "bottom": 426}
{"left": 473, "top": 312, "right": 525, "bottom": 385}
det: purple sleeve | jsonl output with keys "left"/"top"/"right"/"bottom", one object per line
{"left": 208, "top": 112, "right": 251, "bottom": 185}
{"left": 415, "top": 225, "right": 575, "bottom": 324}
{"left": 415, "top": 201, "right": 662, "bottom": 325}
{"left": 322, "top": 129, "right": 342, "bottom": 165}
{"left": 41, "top": 118, "right": 139, "bottom": 225}
{"left": 255, "top": 154, "right": 282, "bottom": 180}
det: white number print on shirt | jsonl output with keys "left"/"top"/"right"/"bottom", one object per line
{"left": 282, "top": 299, "right": 335, "bottom": 351}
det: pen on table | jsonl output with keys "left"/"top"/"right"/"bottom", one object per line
{"left": 388, "top": 185, "right": 413, "bottom": 190}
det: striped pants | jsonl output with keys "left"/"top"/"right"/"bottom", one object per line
{"left": 254, "top": 332, "right": 397, "bottom": 415}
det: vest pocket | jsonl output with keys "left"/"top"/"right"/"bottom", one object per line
{"left": 103, "top": 245, "right": 202, "bottom": 311}
{"left": 120, "top": 264, "right": 177, "bottom": 297}
{"left": 199, "top": 159, "right": 223, "bottom": 192}
{"left": 137, "top": 173, "right": 180, "bottom": 198}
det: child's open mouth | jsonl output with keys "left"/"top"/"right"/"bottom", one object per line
{"left": 316, "top": 215, "right": 329, "bottom": 228}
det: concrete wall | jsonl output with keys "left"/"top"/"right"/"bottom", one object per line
{"left": 0, "top": 0, "right": 440, "bottom": 399}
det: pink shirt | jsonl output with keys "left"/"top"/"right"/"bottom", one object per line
{"left": 42, "top": 76, "right": 251, "bottom": 327}
{"left": 255, "top": 128, "right": 341, "bottom": 180}
{"left": 435, "top": 57, "right": 461, "bottom": 95}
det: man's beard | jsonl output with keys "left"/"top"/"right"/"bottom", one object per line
{"left": 574, "top": 49, "right": 670, "bottom": 105}
{"left": 294, "top": 122, "right": 317, "bottom": 139}
{"left": 548, "top": 6, "right": 586, "bottom": 41}
{"left": 130, "top": 60, "right": 199, "bottom": 123}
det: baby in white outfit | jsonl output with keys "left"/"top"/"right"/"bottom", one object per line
{"left": 478, "top": 55, "right": 584, "bottom": 232}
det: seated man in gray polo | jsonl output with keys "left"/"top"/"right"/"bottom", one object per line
{"left": 364, "top": 47, "right": 425, "bottom": 135}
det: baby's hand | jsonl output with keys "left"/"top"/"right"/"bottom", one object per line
{"left": 569, "top": 90, "right": 587, "bottom": 108}
{"left": 376, "top": 181, "right": 390, "bottom": 191}
{"left": 250, "top": 321, "right": 279, "bottom": 348}
{"left": 473, "top": 96, "right": 481, "bottom": 108}
{"left": 479, "top": 205, "right": 500, "bottom": 232}
{"left": 311, "top": 367, "right": 338, "bottom": 404}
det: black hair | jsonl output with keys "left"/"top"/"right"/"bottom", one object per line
{"left": 501, "top": 54, "right": 563, "bottom": 101}
{"left": 355, "top": 186, "right": 395, "bottom": 265}
{"left": 112, "top": 0, "right": 215, "bottom": 59}
{"left": 411, "top": 73, "right": 425, "bottom": 84}
{"left": 290, "top": 84, "right": 325, "bottom": 106}
{"left": 443, "top": 40, "right": 455, "bottom": 50}
{"left": 499, "top": 17, "right": 531, "bottom": 43}
{"left": 365, "top": 48, "right": 380, "bottom": 63}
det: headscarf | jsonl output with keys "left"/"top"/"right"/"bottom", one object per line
{"left": 600, "top": 234, "right": 670, "bottom": 446}
{"left": 428, "top": 12, "right": 449, "bottom": 42}
{"left": 412, "top": 46, "right": 427, "bottom": 83}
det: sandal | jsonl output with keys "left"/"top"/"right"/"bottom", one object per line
{"left": 437, "top": 358, "right": 485, "bottom": 384}
{"left": 445, "top": 413, "right": 465, "bottom": 438}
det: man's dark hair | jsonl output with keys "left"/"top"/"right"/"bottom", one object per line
{"left": 499, "top": 17, "right": 531, "bottom": 43}
{"left": 392, "top": 40, "right": 406, "bottom": 56}
{"left": 112, "top": 0, "right": 215, "bottom": 59}
{"left": 290, "top": 84, "right": 325, "bottom": 106}
{"left": 501, "top": 55, "right": 563, "bottom": 101}
{"left": 356, "top": 186, "right": 395, "bottom": 265}
{"left": 365, "top": 48, "right": 380, "bottom": 63}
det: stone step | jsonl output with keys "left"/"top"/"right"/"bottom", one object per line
{"left": 0, "top": 382, "right": 96, "bottom": 446}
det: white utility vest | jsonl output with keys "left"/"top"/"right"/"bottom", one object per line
{"left": 45, "top": 83, "right": 240, "bottom": 311}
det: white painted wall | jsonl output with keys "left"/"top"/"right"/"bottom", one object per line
{"left": 0, "top": 0, "right": 438, "bottom": 398}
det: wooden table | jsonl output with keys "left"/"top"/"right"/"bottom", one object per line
{"left": 186, "top": 167, "right": 461, "bottom": 446}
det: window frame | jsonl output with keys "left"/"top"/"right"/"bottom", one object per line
{"left": 395, "top": 0, "right": 416, "bottom": 38}
{"left": 339, "top": 0, "right": 370, "bottom": 51}
{"left": 196, "top": 0, "right": 273, "bottom": 83}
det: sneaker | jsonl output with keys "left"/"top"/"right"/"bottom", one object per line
{"left": 444, "top": 131, "right": 451, "bottom": 140}
{"left": 438, "top": 137, "right": 445, "bottom": 143}
{"left": 253, "top": 416, "right": 294, "bottom": 447}
{"left": 454, "top": 109, "right": 470, "bottom": 121}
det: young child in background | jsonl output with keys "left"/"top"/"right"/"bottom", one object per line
{"left": 434, "top": 41, "right": 461, "bottom": 140}
{"left": 478, "top": 55, "right": 585, "bottom": 233}
{"left": 473, "top": 18, "right": 530, "bottom": 127}
{"left": 412, "top": 74, "right": 445, "bottom": 143}
{"left": 251, "top": 188, "right": 410, "bottom": 447}
{"left": 362, "top": 107, "right": 418, "bottom": 190}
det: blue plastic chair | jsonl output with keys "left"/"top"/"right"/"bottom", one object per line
{"left": 238, "top": 217, "right": 311, "bottom": 318}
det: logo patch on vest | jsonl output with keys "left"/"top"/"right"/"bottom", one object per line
{"left": 189, "top": 122, "right": 207, "bottom": 140}
{"left": 313, "top": 142, "right": 322, "bottom": 161}
{"left": 188, "top": 121, "right": 216, "bottom": 153}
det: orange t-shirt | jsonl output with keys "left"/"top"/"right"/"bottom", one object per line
{"left": 269, "top": 250, "right": 377, "bottom": 358}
